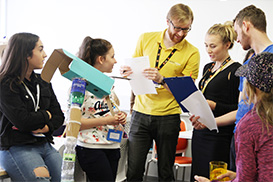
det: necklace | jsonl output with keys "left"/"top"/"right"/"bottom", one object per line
{"left": 200, "top": 56, "right": 231, "bottom": 92}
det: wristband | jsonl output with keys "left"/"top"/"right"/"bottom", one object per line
{"left": 159, "top": 77, "right": 165, "bottom": 85}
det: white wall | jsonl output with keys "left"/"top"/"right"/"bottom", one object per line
{"left": 2, "top": 0, "right": 273, "bottom": 111}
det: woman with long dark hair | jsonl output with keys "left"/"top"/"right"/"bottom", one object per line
{"left": 0, "top": 32, "right": 64, "bottom": 181}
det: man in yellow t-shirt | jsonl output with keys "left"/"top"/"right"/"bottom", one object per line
{"left": 121, "top": 3, "right": 200, "bottom": 181}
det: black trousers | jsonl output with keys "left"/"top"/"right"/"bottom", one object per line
{"left": 229, "top": 135, "right": 236, "bottom": 172}
{"left": 126, "top": 111, "right": 181, "bottom": 182}
{"left": 76, "top": 146, "right": 120, "bottom": 181}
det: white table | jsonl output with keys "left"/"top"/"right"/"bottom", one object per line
{"left": 179, "top": 130, "right": 193, "bottom": 139}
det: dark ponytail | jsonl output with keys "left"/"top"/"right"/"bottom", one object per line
{"left": 77, "top": 36, "right": 112, "bottom": 66}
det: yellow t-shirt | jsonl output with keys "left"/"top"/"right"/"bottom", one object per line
{"left": 132, "top": 30, "right": 200, "bottom": 115}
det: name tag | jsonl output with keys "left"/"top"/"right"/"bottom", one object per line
{"left": 107, "top": 129, "right": 123, "bottom": 143}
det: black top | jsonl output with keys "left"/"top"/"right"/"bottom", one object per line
{"left": 199, "top": 62, "right": 241, "bottom": 117}
{"left": 0, "top": 72, "right": 64, "bottom": 150}
{"left": 191, "top": 61, "right": 241, "bottom": 180}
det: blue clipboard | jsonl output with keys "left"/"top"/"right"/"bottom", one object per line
{"left": 164, "top": 76, "right": 198, "bottom": 113}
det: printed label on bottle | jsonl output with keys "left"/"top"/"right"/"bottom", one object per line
{"left": 71, "top": 78, "right": 86, "bottom": 94}
{"left": 70, "top": 78, "right": 86, "bottom": 106}
{"left": 63, "top": 153, "right": 76, "bottom": 162}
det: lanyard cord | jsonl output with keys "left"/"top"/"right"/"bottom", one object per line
{"left": 22, "top": 82, "right": 40, "bottom": 112}
{"left": 155, "top": 43, "right": 177, "bottom": 70}
{"left": 200, "top": 57, "right": 231, "bottom": 93}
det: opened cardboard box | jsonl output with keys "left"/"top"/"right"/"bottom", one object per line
{"left": 41, "top": 49, "right": 114, "bottom": 98}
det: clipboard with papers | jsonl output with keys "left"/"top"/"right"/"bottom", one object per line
{"left": 165, "top": 76, "right": 218, "bottom": 132}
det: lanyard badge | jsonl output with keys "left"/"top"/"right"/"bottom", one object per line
{"left": 107, "top": 129, "right": 123, "bottom": 143}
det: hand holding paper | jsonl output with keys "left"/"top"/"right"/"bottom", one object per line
{"left": 124, "top": 56, "right": 157, "bottom": 95}
{"left": 189, "top": 114, "right": 207, "bottom": 130}
{"left": 120, "top": 65, "right": 133, "bottom": 77}
{"left": 181, "top": 90, "right": 218, "bottom": 131}
{"left": 164, "top": 76, "right": 218, "bottom": 132}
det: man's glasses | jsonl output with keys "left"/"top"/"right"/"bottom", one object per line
{"left": 169, "top": 20, "right": 191, "bottom": 33}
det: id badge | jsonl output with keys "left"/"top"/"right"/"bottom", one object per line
{"left": 107, "top": 129, "right": 123, "bottom": 143}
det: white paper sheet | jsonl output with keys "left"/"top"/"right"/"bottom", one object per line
{"left": 181, "top": 90, "right": 218, "bottom": 132}
{"left": 124, "top": 56, "right": 157, "bottom": 95}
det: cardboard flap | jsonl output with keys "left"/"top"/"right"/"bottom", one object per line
{"left": 41, "top": 49, "right": 114, "bottom": 98}
{"left": 41, "top": 49, "right": 71, "bottom": 82}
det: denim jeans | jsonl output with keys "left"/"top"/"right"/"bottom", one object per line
{"left": 0, "top": 142, "right": 62, "bottom": 182}
{"left": 127, "top": 111, "right": 180, "bottom": 182}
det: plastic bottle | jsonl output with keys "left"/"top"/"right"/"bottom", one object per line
{"left": 70, "top": 78, "right": 86, "bottom": 107}
{"left": 61, "top": 137, "right": 77, "bottom": 182}
{"left": 61, "top": 78, "right": 86, "bottom": 181}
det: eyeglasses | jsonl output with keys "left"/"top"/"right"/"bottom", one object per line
{"left": 169, "top": 20, "right": 191, "bottom": 33}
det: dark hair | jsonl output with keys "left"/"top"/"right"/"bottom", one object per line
{"left": 243, "top": 49, "right": 255, "bottom": 63}
{"left": 234, "top": 5, "right": 267, "bottom": 32}
{"left": 77, "top": 36, "right": 112, "bottom": 66}
{"left": 0, "top": 32, "right": 39, "bottom": 86}
{"left": 1, "top": 48, "right": 5, "bottom": 58}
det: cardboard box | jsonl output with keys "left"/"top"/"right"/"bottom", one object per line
{"left": 41, "top": 49, "right": 114, "bottom": 98}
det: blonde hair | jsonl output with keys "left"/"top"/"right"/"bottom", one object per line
{"left": 167, "top": 3, "right": 194, "bottom": 23}
{"left": 243, "top": 81, "right": 273, "bottom": 133}
{"left": 207, "top": 21, "right": 237, "bottom": 49}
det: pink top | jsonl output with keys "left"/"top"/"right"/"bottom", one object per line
{"left": 233, "top": 109, "right": 273, "bottom": 182}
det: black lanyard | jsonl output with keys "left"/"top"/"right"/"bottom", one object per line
{"left": 200, "top": 56, "right": 231, "bottom": 91}
{"left": 155, "top": 43, "right": 177, "bottom": 70}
